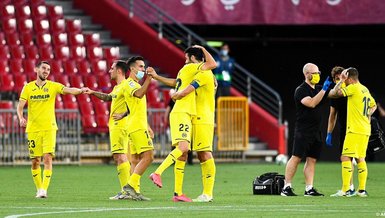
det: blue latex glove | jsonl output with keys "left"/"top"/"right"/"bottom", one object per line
{"left": 322, "top": 76, "right": 332, "bottom": 91}
{"left": 326, "top": 132, "right": 333, "bottom": 147}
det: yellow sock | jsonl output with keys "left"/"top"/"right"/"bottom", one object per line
{"left": 202, "top": 158, "right": 216, "bottom": 197}
{"left": 357, "top": 161, "right": 368, "bottom": 191}
{"left": 128, "top": 173, "right": 141, "bottom": 193}
{"left": 42, "top": 169, "right": 52, "bottom": 191}
{"left": 117, "top": 162, "right": 131, "bottom": 190}
{"left": 155, "top": 147, "right": 183, "bottom": 175}
{"left": 341, "top": 161, "right": 352, "bottom": 192}
{"left": 31, "top": 167, "right": 42, "bottom": 190}
{"left": 174, "top": 159, "right": 186, "bottom": 196}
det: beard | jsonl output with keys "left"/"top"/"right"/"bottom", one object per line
{"left": 39, "top": 75, "right": 47, "bottom": 81}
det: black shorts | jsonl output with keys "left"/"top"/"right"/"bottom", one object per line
{"left": 292, "top": 131, "right": 322, "bottom": 159}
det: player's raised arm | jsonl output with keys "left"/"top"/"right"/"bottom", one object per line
{"left": 192, "top": 45, "right": 217, "bottom": 71}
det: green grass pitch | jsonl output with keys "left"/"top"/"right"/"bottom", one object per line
{"left": 0, "top": 162, "right": 384, "bottom": 217}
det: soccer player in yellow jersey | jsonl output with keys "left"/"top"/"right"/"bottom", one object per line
{"left": 172, "top": 69, "right": 217, "bottom": 202}
{"left": 147, "top": 45, "right": 217, "bottom": 202}
{"left": 328, "top": 67, "right": 377, "bottom": 197}
{"left": 17, "top": 61, "right": 86, "bottom": 198}
{"left": 83, "top": 60, "right": 132, "bottom": 200}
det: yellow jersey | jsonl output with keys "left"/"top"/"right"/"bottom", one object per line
{"left": 192, "top": 70, "right": 216, "bottom": 124}
{"left": 171, "top": 63, "right": 203, "bottom": 115}
{"left": 109, "top": 80, "right": 129, "bottom": 130}
{"left": 19, "top": 80, "right": 65, "bottom": 133}
{"left": 341, "top": 82, "right": 376, "bottom": 135}
{"left": 124, "top": 78, "right": 148, "bottom": 133}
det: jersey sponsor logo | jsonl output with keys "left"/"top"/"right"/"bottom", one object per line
{"left": 30, "top": 94, "right": 50, "bottom": 100}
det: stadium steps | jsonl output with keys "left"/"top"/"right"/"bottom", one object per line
{"left": 45, "top": 0, "right": 131, "bottom": 59}
{"left": 243, "top": 137, "right": 278, "bottom": 161}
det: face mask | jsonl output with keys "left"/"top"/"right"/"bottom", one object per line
{"left": 310, "top": 73, "right": 320, "bottom": 84}
{"left": 220, "top": 50, "right": 229, "bottom": 57}
{"left": 136, "top": 71, "right": 145, "bottom": 80}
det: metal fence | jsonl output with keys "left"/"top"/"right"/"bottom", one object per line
{"left": 0, "top": 109, "right": 81, "bottom": 165}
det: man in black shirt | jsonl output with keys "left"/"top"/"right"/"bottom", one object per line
{"left": 281, "top": 63, "right": 332, "bottom": 197}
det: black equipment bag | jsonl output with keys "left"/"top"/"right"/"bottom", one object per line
{"left": 368, "top": 116, "right": 385, "bottom": 154}
{"left": 252, "top": 172, "right": 285, "bottom": 195}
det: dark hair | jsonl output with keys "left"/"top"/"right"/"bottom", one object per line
{"left": 331, "top": 66, "right": 344, "bottom": 79}
{"left": 115, "top": 60, "right": 128, "bottom": 74}
{"left": 184, "top": 47, "right": 204, "bottom": 62}
{"left": 126, "top": 56, "right": 144, "bottom": 69}
{"left": 347, "top": 67, "right": 359, "bottom": 79}
{"left": 36, "top": 61, "right": 50, "bottom": 67}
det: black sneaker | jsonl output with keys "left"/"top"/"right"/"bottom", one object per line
{"left": 281, "top": 186, "right": 297, "bottom": 196}
{"left": 304, "top": 187, "right": 324, "bottom": 196}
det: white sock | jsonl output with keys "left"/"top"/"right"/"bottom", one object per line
{"left": 305, "top": 185, "right": 313, "bottom": 192}
{"left": 350, "top": 184, "right": 354, "bottom": 191}
{"left": 284, "top": 183, "right": 291, "bottom": 189}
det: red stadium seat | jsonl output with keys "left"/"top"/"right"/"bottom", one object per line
{"left": 66, "top": 19, "right": 82, "bottom": 34}
{"left": 0, "top": 32, "right": 6, "bottom": 45}
{"left": 30, "top": 0, "right": 45, "bottom": 7}
{"left": 95, "top": 114, "right": 109, "bottom": 132}
{"left": 0, "top": 5, "right": 15, "bottom": 20}
{"left": 79, "top": 102, "right": 95, "bottom": 116}
{"left": 0, "top": 45, "right": 10, "bottom": 59}
{"left": 31, "top": 5, "right": 47, "bottom": 21}
{"left": 34, "top": 19, "right": 50, "bottom": 34}
{"left": 76, "top": 59, "right": 91, "bottom": 76}
{"left": 0, "top": 0, "right": 12, "bottom": 7}
{"left": 83, "top": 75, "right": 98, "bottom": 90}
{"left": 77, "top": 94, "right": 91, "bottom": 104}
{"left": 55, "top": 97, "right": 64, "bottom": 109}
{"left": 24, "top": 45, "right": 39, "bottom": 59}
{"left": 70, "top": 46, "right": 86, "bottom": 61}
{"left": 68, "top": 33, "right": 84, "bottom": 47}
{"left": 20, "top": 32, "right": 34, "bottom": 46}
{"left": 38, "top": 46, "right": 54, "bottom": 60}
{"left": 56, "top": 74, "right": 70, "bottom": 87}
{"left": 9, "top": 59, "right": 23, "bottom": 74}
{"left": 69, "top": 74, "right": 84, "bottom": 87}
{"left": 50, "top": 18, "right": 66, "bottom": 34}
{"left": 14, "top": 74, "right": 27, "bottom": 93}
{"left": 49, "top": 59, "right": 63, "bottom": 75}
{"left": 94, "top": 101, "right": 109, "bottom": 116}
{"left": 18, "top": 18, "right": 34, "bottom": 33}
{"left": 2, "top": 18, "right": 17, "bottom": 33}
{"left": 0, "top": 60, "right": 9, "bottom": 75}
{"left": 12, "top": 0, "right": 28, "bottom": 7}
{"left": 62, "top": 94, "right": 78, "bottom": 109}
{"left": 52, "top": 33, "right": 68, "bottom": 47}
{"left": 84, "top": 33, "right": 101, "bottom": 47}
{"left": 97, "top": 74, "right": 112, "bottom": 93}
{"left": 10, "top": 46, "right": 25, "bottom": 59}
{"left": 15, "top": 5, "right": 31, "bottom": 19}
{"left": 81, "top": 114, "right": 97, "bottom": 133}
{"left": 23, "top": 59, "right": 36, "bottom": 73}
{"left": 0, "top": 74, "right": 15, "bottom": 92}
{"left": 5, "top": 32, "right": 20, "bottom": 46}
{"left": 47, "top": 5, "right": 63, "bottom": 21}
{"left": 90, "top": 60, "right": 107, "bottom": 75}
{"left": 0, "top": 100, "right": 13, "bottom": 109}
{"left": 55, "top": 46, "right": 70, "bottom": 60}
{"left": 36, "top": 33, "right": 52, "bottom": 47}
{"left": 87, "top": 46, "right": 103, "bottom": 61}
{"left": 63, "top": 60, "right": 78, "bottom": 75}
{"left": 103, "top": 47, "right": 120, "bottom": 61}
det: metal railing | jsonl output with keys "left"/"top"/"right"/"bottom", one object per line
{"left": 116, "top": 0, "right": 283, "bottom": 124}
{"left": 0, "top": 109, "right": 81, "bottom": 165}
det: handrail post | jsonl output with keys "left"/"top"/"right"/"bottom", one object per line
{"left": 247, "top": 76, "right": 251, "bottom": 103}
{"left": 129, "top": 0, "right": 134, "bottom": 18}
{"left": 158, "top": 13, "right": 163, "bottom": 39}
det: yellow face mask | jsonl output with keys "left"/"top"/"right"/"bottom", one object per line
{"left": 335, "top": 79, "right": 346, "bottom": 88}
{"left": 310, "top": 73, "right": 320, "bottom": 85}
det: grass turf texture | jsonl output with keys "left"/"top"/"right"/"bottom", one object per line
{"left": 0, "top": 162, "right": 384, "bottom": 217}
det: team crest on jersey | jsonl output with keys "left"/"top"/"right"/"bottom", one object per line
{"left": 182, "top": 133, "right": 187, "bottom": 138}
{"left": 43, "top": 88, "right": 49, "bottom": 92}
{"left": 128, "top": 81, "right": 136, "bottom": 88}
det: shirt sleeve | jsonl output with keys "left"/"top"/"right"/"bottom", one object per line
{"left": 19, "top": 84, "right": 29, "bottom": 101}
{"left": 55, "top": 82, "right": 65, "bottom": 94}
{"left": 294, "top": 86, "right": 308, "bottom": 102}
{"left": 127, "top": 80, "right": 139, "bottom": 97}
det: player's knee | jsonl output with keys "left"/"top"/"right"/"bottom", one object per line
{"left": 178, "top": 152, "right": 188, "bottom": 161}
{"left": 31, "top": 158, "right": 40, "bottom": 168}
{"left": 177, "top": 142, "right": 189, "bottom": 153}
{"left": 197, "top": 151, "right": 212, "bottom": 162}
